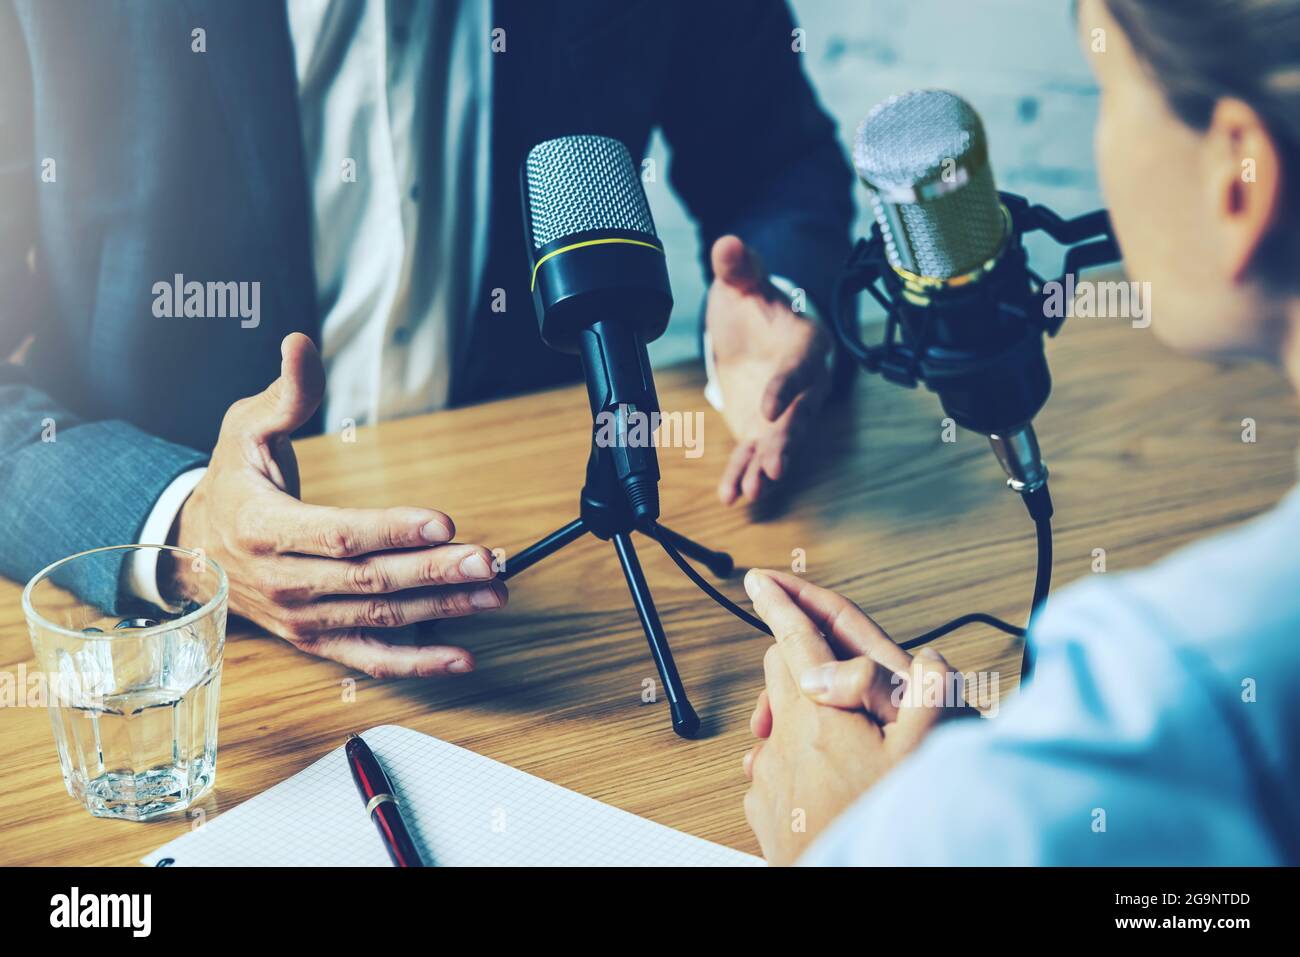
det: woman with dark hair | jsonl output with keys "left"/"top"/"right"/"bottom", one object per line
{"left": 740, "top": 0, "right": 1300, "bottom": 865}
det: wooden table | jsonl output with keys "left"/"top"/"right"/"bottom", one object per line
{"left": 1, "top": 316, "right": 1296, "bottom": 865}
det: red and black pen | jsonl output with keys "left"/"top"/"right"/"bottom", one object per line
{"left": 346, "top": 733, "right": 426, "bottom": 867}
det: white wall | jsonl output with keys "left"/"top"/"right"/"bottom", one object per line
{"left": 645, "top": 0, "right": 1102, "bottom": 365}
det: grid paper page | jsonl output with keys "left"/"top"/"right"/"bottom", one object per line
{"left": 142, "top": 725, "right": 762, "bottom": 866}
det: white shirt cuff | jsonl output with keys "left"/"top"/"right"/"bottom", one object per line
{"left": 702, "top": 328, "right": 725, "bottom": 412}
{"left": 702, "top": 273, "right": 826, "bottom": 414}
{"left": 126, "top": 467, "right": 208, "bottom": 608}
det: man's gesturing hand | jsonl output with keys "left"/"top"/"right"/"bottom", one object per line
{"left": 163, "top": 333, "right": 506, "bottom": 678}
{"left": 706, "top": 236, "right": 834, "bottom": 506}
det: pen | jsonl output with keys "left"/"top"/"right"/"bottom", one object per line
{"left": 346, "top": 733, "right": 426, "bottom": 867}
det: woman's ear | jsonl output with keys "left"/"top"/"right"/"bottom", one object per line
{"left": 1206, "top": 97, "right": 1284, "bottom": 283}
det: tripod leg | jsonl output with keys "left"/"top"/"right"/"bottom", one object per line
{"left": 642, "top": 522, "right": 734, "bottom": 577}
{"left": 611, "top": 532, "right": 700, "bottom": 739}
{"left": 499, "top": 518, "right": 586, "bottom": 581}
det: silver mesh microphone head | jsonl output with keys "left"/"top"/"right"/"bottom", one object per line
{"left": 854, "top": 90, "right": 1007, "bottom": 281}
{"left": 524, "top": 135, "right": 657, "bottom": 249}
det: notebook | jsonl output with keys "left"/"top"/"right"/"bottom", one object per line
{"left": 143, "top": 724, "right": 763, "bottom": 866}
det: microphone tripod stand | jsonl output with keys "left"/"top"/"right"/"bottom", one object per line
{"left": 498, "top": 440, "right": 736, "bottom": 739}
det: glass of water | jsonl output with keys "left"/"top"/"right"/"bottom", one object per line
{"left": 22, "top": 545, "right": 227, "bottom": 822}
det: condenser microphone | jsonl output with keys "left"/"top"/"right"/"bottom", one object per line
{"left": 520, "top": 135, "right": 671, "bottom": 522}
{"left": 836, "top": 88, "right": 1122, "bottom": 680}
{"left": 853, "top": 89, "right": 1050, "bottom": 493}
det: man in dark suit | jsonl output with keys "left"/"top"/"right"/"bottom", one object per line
{"left": 0, "top": 0, "right": 852, "bottom": 677}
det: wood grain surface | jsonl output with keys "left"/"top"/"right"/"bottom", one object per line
{"left": 1, "top": 316, "right": 1296, "bottom": 865}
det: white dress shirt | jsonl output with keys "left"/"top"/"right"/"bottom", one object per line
{"left": 291, "top": 0, "right": 490, "bottom": 428}
{"left": 129, "top": 0, "right": 491, "bottom": 603}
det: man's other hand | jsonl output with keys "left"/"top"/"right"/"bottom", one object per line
{"left": 706, "top": 236, "right": 833, "bottom": 506}
{"left": 163, "top": 333, "right": 506, "bottom": 678}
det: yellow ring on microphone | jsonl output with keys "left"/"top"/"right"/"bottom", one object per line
{"left": 889, "top": 205, "right": 1015, "bottom": 304}
{"left": 530, "top": 237, "right": 664, "bottom": 291}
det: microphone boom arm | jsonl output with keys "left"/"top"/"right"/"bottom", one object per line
{"left": 1002, "top": 194, "right": 1122, "bottom": 336}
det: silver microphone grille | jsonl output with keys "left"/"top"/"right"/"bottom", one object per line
{"left": 853, "top": 90, "right": 1006, "bottom": 281}
{"left": 524, "top": 135, "right": 657, "bottom": 249}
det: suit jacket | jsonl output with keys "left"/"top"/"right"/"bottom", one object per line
{"left": 0, "top": 0, "right": 853, "bottom": 607}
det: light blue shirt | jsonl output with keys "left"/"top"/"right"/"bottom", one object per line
{"left": 802, "top": 486, "right": 1300, "bottom": 865}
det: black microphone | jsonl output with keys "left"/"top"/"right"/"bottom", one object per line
{"left": 520, "top": 135, "right": 671, "bottom": 523}
{"left": 850, "top": 89, "right": 1056, "bottom": 498}
{"left": 835, "top": 90, "right": 1122, "bottom": 679}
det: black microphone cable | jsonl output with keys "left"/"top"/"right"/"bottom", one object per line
{"left": 644, "top": 487, "right": 1050, "bottom": 682}
{"left": 899, "top": 484, "right": 1051, "bottom": 683}
{"left": 642, "top": 520, "right": 770, "bottom": 635}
